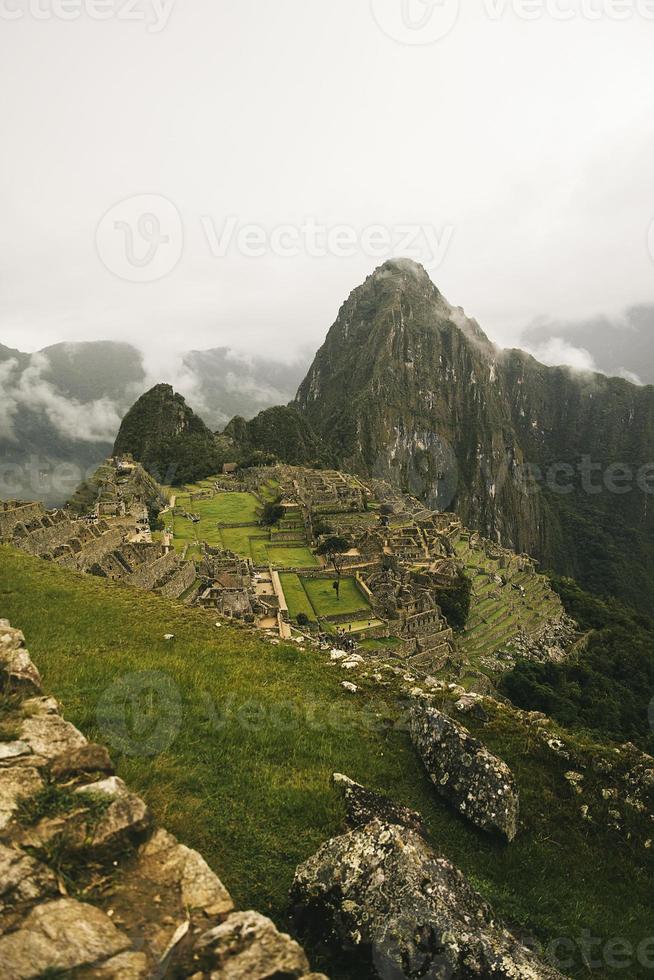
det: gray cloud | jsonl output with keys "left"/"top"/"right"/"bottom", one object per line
{"left": 0, "top": 353, "right": 124, "bottom": 444}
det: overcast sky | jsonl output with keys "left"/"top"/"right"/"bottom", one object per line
{"left": 2, "top": 0, "right": 654, "bottom": 370}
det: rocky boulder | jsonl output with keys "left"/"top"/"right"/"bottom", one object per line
{"left": 194, "top": 910, "right": 317, "bottom": 979}
{"left": 0, "top": 621, "right": 42, "bottom": 695}
{"left": 291, "top": 819, "right": 565, "bottom": 980}
{"left": 332, "top": 773, "right": 426, "bottom": 834}
{"left": 410, "top": 699, "right": 519, "bottom": 841}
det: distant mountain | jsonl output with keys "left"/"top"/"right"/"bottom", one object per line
{"left": 0, "top": 341, "right": 145, "bottom": 506}
{"left": 521, "top": 304, "right": 654, "bottom": 385}
{"left": 113, "top": 384, "right": 226, "bottom": 486}
{"left": 294, "top": 259, "right": 654, "bottom": 610}
{"left": 223, "top": 406, "right": 333, "bottom": 468}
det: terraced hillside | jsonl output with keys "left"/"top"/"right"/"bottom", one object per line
{"left": 452, "top": 529, "right": 563, "bottom": 666}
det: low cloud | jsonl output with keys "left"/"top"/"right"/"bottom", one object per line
{"left": 524, "top": 337, "right": 598, "bottom": 374}
{"left": 0, "top": 353, "right": 123, "bottom": 444}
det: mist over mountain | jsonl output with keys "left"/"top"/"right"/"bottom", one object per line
{"left": 521, "top": 304, "right": 654, "bottom": 385}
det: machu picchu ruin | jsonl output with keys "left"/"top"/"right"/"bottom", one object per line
{"left": 0, "top": 458, "right": 572, "bottom": 697}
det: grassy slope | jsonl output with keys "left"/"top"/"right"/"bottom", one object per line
{"left": 0, "top": 546, "right": 652, "bottom": 978}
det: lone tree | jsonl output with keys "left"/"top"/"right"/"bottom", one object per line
{"left": 316, "top": 534, "right": 350, "bottom": 600}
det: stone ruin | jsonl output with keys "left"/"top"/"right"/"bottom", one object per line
{"left": 0, "top": 498, "right": 198, "bottom": 605}
{"left": 363, "top": 565, "right": 456, "bottom": 671}
{"left": 196, "top": 550, "right": 257, "bottom": 621}
{"left": 0, "top": 621, "right": 325, "bottom": 979}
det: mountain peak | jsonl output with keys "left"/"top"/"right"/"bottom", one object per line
{"left": 372, "top": 257, "right": 432, "bottom": 279}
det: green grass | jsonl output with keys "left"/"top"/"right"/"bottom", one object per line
{"left": 210, "top": 492, "right": 262, "bottom": 525}
{"left": 166, "top": 491, "right": 262, "bottom": 552}
{"left": 279, "top": 573, "right": 316, "bottom": 623}
{"left": 265, "top": 546, "right": 319, "bottom": 569}
{"left": 219, "top": 527, "right": 267, "bottom": 560}
{"left": 302, "top": 577, "right": 371, "bottom": 618}
{"left": 1, "top": 546, "right": 653, "bottom": 978}
{"left": 358, "top": 636, "right": 402, "bottom": 652}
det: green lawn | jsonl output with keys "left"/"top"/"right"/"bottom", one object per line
{"left": 210, "top": 492, "right": 261, "bottom": 524}
{"left": 279, "top": 573, "right": 317, "bottom": 623}
{"left": 1, "top": 546, "right": 653, "bottom": 978}
{"left": 302, "top": 577, "right": 370, "bottom": 618}
{"left": 266, "top": 546, "right": 319, "bottom": 569}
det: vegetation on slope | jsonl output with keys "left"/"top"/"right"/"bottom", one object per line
{"left": 223, "top": 405, "right": 333, "bottom": 468}
{"left": 0, "top": 546, "right": 653, "bottom": 977}
{"left": 113, "top": 384, "right": 225, "bottom": 486}
{"left": 501, "top": 578, "right": 654, "bottom": 752}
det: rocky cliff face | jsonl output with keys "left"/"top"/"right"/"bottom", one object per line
{"left": 294, "top": 260, "right": 654, "bottom": 609}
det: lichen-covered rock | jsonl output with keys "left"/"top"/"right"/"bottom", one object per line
{"left": 291, "top": 819, "right": 565, "bottom": 980}
{"left": 0, "top": 741, "right": 32, "bottom": 764}
{"left": 411, "top": 699, "right": 519, "bottom": 841}
{"left": 19, "top": 696, "right": 87, "bottom": 759}
{"left": 51, "top": 742, "right": 114, "bottom": 780}
{"left": 0, "top": 765, "right": 43, "bottom": 831}
{"left": 0, "top": 898, "right": 131, "bottom": 979}
{"left": 136, "top": 827, "right": 234, "bottom": 917}
{"left": 0, "top": 619, "right": 323, "bottom": 978}
{"left": 194, "top": 910, "right": 312, "bottom": 979}
{"left": 0, "top": 622, "right": 42, "bottom": 695}
{"left": 0, "top": 844, "right": 57, "bottom": 921}
{"left": 332, "top": 773, "right": 425, "bottom": 834}
{"left": 76, "top": 951, "right": 150, "bottom": 979}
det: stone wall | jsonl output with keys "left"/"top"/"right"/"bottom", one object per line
{"left": 0, "top": 620, "right": 326, "bottom": 980}
{"left": 0, "top": 502, "right": 45, "bottom": 540}
{"left": 157, "top": 561, "right": 197, "bottom": 600}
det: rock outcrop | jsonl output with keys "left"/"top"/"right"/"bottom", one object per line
{"left": 0, "top": 620, "right": 324, "bottom": 980}
{"left": 410, "top": 698, "right": 519, "bottom": 841}
{"left": 291, "top": 818, "right": 565, "bottom": 980}
{"left": 332, "top": 772, "right": 426, "bottom": 834}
